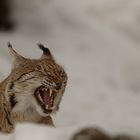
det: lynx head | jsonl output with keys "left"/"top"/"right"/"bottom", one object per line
{"left": 5, "top": 43, "right": 67, "bottom": 116}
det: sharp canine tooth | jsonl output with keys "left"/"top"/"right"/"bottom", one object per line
{"left": 50, "top": 89, "right": 52, "bottom": 96}
{"left": 38, "top": 94, "right": 43, "bottom": 102}
{"left": 46, "top": 105, "right": 48, "bottom": 109}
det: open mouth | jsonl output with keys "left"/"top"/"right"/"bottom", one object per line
{"left": 34, "top": 86, "right": 57, "bottom": 114}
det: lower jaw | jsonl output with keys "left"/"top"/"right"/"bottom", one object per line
{"left": 41, "top": 104, "right": 56, "bottom": 115}
{"left": 42, "top": 107, "right": 53, "bottom": 114}
{"left": 43, "top": 109, "right": 54, "bottom": 115}
{"left": 36, "top": 108, "right": 54, "bottom": 117}
{"left": 34, "top": 97, "right": 55, "bottom": 114}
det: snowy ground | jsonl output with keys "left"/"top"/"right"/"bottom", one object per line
{"left": 0, "top": 0, "right": 140, "bottom": 139}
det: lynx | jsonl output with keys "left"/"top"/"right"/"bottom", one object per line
{"left": 0, "top": 43, "right": 67, "bottom": 133}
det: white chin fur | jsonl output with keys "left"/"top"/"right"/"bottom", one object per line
{"left": 36, "top": 106, "right": 50, "bottom": 117}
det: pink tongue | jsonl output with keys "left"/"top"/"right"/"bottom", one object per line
{"left": 41, "top": 90, "right": 52, "bottom": 108}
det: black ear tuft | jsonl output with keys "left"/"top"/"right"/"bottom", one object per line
{"left": 8, "top": 42, "right": 13, "bottom": 48}
{"left": 38, "top": 43, "right": 51, "bottom": 55}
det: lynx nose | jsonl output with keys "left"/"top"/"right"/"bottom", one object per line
{"left": 55, "top": 82, "right": 62, "bottom": 90}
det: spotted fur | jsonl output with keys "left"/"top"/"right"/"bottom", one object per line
{"left": 0, "top": 44, "right": 67, "bottom": 133}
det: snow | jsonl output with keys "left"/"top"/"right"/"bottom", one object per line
{"left": 0, "top": 0, "right": 140, "bottom": 139}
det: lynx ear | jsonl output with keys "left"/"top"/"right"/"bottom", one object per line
{"left": 38, "top": 44, "right": 53, "bottom": 59}
{"left": 8, "top": 43, "right": 26, "bottom": 68}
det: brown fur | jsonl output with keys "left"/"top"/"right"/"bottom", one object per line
{"left": 71, "top": 128, "right": 137, "bottom": 140}
{"left": 0, "top": 44, "right": 67, "bottom": 133}
{"left": 71, "top": 127, "right": 111, "bottom": 140}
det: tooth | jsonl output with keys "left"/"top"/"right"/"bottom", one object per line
{"left": 46, "top": 105, "right": 48, "bottom": 109}
{"left": 45, "top": 89, "right": 47, "bottom": 91}
{"left": 49, "top": 89, "right": 52, "bottom": 96}
{"left": 38, "top": 94, "right": 43, "bottom": 102}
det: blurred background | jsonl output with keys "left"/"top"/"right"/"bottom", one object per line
{"left": 0, "top": 0, "right": 140, "bottom": 139}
